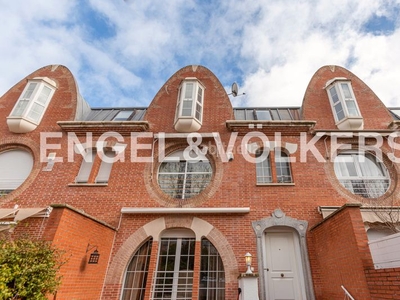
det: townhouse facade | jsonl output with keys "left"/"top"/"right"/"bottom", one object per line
{"left": 1, "top": 64, "right": 400, "bottom": 299}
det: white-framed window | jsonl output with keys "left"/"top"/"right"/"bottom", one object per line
{"left": 256, "top": 149, "right": 272, "bottom": 183}
{"left": 326, "top": 78, "right": 363, "bottom": 130}
{"left": 275, "top": 151, "right": 292, "bottom": 183}
{"left": 7, "top": 77, "right": 56, "bottom": 133}
{"left": 334, "top": 151, "right": 389, "bottom": 198}
{"left": 158, "top": 150, "right": 212, "bottom": 199}
{"left": 256, "top": 149, "right": 292, "bottom": 184}
{"left": 174, "top": 78, "right": 205, "bottom": 132}
{"left": 75, "top": 148, "right": 116, "bottom": 184}
{"left": 0, "top": 149, "right": 34, "bottom": 194}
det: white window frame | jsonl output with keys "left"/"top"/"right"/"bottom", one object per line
{"left": 334, "top": 151, "right": 390, "bottom": 198}
{"left": 256, "top": 149, "right": 272, "bottom": 184}
{"left": 175, "top": 79, "right": 204, "bottom": 122}
{"left": 9, "top": 77, "right": 56, "bottom": 125}
{"left": 174, "top": 78, "right": 205, "bottom": 132}
{"left": 275, "top": 150, "right": 293, "bottom": 183}
{"left": 325, "top": 78, "right": 363, "bottom": 129}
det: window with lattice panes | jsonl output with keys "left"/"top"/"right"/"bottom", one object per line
{"left": 121, "top": 231, "right": 225, "bottom": 300}
{"left": 7, "top": 77, "right": 56, "bottom": 133}
{"left": 326, "top": 79, "right": 363, "bottom": 130}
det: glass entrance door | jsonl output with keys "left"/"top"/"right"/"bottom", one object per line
{"left": 153, "top": 238, "right": 195, "bottom": 300}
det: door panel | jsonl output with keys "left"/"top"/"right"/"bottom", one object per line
{"left": 265, "top": 231, "right": 304, "bottom": 300}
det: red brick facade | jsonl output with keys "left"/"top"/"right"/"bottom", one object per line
{"left": 1, "top": 64, "right": 400, "bottom": 299}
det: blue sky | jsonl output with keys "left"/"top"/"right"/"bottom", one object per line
{"left": 1, "top": 0, "right": 400, "bottom": 108}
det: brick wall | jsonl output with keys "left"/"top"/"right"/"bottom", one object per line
{"left": 46, "top": 205, "right": 115, "bottom": 300}
{"left": 1, "top": 64, "right": 400, "bottom": 299}
{"left": 310, "top": 204, "right": 372, "bottom": 299}
{"left": 365, "top": 267, "right": 400, "bottom": 299}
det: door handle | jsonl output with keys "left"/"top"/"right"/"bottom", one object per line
{"left": 281, "top": 273, "right": 284, "bottom": 278}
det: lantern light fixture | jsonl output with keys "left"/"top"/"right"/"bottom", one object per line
{"left": 244, "top": 252, "right": 252, "bottom": 274}
{"left": 86, "top": 243, "right": 100, "bottom": 264}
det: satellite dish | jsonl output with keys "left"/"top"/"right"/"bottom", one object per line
{"left": 229, "top": 82, "right": 245, "bottom": 97}
{"left": 232, "top": 82, "right": 238, "bottom": 97}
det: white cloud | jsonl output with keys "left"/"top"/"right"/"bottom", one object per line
{"left": 239, "top": 0, "right": 400, "bottom": 107}
{"left": 0, "top": 0, "right": 400, "bottom": 109}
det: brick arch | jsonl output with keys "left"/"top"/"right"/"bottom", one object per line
{"left": 144, "top": 142, "right": 224, "bottom": 208}
{"left": 252, "top": 209, "right": 315, "bottom": 300}
{"left": 104, "top": 216, "right": 238, "bottom": 286}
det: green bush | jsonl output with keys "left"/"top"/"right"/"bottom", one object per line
{"left": 0, "top": 237, "right": 65, "bottom": 300}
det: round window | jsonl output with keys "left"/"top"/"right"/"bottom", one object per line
{"left": 333, "top": 151, "right": 389, "bottom": 198}
{"left": 0, "top": 149, "right": 34, "bottom": 195}
{"left": 158, "top": 150, "right": 212, "bottom": 199}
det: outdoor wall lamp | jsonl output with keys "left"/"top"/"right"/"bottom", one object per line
{"left": 244, "top": 252, "right": 252, "bottom": 274}
{"left": 86, "top": 243, "right": 100, "bottom": 264}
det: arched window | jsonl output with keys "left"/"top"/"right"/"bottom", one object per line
{"left": 256, "top": 149, "right": 292, "bottom": 184}
{"left": 275, "top": 151, "right": 292, "bottom": 183}
{"left": 199, "top": 238, "right": 225, "bottom": 300}
{"left": 158, "top": 150, "right": 212, "bottom": 199}
{"left": 121, "top": 239, "right": 153, "bottom": 300}
{"left": 256, "top": 149, "right": 272, "bottom": 183}
{"left": 334, "top": 151, "right": 389, "bottom": 198}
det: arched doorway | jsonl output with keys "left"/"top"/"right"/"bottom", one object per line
{"left": 252, "top": 209, "right": 315, "bottom": 300}
{"left": 263, "top": 228, "right": 306, "bottom": 299}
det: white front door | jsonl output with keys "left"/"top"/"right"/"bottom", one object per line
{"left": 264, "top": 231, "right": 306, "bottom": 300}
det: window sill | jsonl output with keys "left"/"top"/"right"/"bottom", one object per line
{"left": 256, "top": 183, "right": 295, "bottom": 186}
{"left": 68, "top": 183, "right": 108, "bottom": 187}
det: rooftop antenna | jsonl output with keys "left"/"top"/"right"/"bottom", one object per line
{"left": 229, "top": 82, "right": 245, "bottom": 97}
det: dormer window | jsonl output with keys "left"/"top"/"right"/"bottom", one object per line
{"left": 7, "top": 77, "right": 56, "bottom": 133}
{"left": 326, "top": 78, "right": 363, "bottom": 130}
{"left": 174, "top": 78, "right": 205, "bottom": 132}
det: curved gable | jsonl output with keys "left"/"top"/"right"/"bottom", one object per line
{"left": 0, "top": 65, "right": 85, "bottom": 134}
{"left": 301, "top": 65, "right": 393, "bottom": 130}
{"left": 145, "top": 65, "right": 234, "bottom": 133}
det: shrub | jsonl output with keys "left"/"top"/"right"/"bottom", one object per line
{"left": 0, "top": 237, "right": 65, "bottom": 300}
